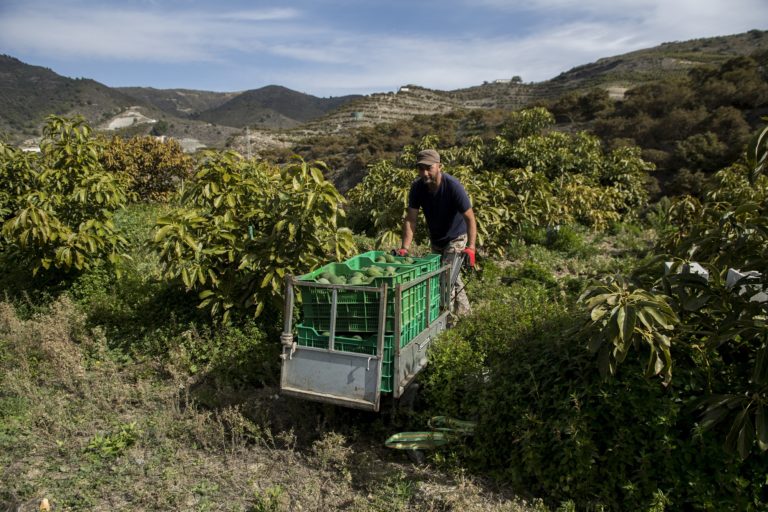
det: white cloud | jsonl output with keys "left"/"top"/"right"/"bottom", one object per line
{"left": 0, "top": 0, "right": 765, "bottom": 95}
{"left": 213, "top": 8, "right": 300, "bottom": 22}
{"left": 0, "top": 4, "right": 304, "bottom": 61}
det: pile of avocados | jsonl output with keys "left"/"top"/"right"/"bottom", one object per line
{"left": 313, "top": 253, "right": 416, "bottom": 286}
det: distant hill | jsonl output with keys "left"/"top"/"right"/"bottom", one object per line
{"left": 116, "top": 87, "right": 239, "bottom": 119}
{"left": 1, "top": 29, "right": 767, "bottom": 149}
{"left": 193, "top": 85, "right": 362, "bottom": 129}
{"left": 445, "top": 29, "right": 768, "bottom": 109}
{"left": 0, "top": 54, "right": 140, "bottom": 140}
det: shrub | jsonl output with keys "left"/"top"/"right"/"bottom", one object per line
{"left": 153, "top": 153, "right": 355, "bottom": 323}
{"left": 544, "top": 225, "right": 586, "bottom": 255}
{"left": 0, "top": 116, "right": 129, "bottom": 276}
{"left": 473, "top": 336, "right": 765, "bottom": 510}
{"left": 100, "top": 135, "right": 193, "bottom": 201}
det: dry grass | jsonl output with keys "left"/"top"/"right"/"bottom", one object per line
{"left": 0, "top": 297, "right": 542, "bottom": 512}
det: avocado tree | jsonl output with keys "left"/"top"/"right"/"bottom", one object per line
{"left": 579, "top": 121, "right": 768, "bottom": 459}
{"left": 1, "top": 116, "right": 129, "bottom": 275}
{"left": 153, "top": 153, "right": 355, "bottom": 323}
{"left": 347, "top": 108, "right": 655, "bottom": 254}
{"left": 100, "top": 135, "right": 193, "bottom": 201}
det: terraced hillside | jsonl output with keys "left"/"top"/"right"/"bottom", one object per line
{"left": 288, "top": 29, "right": 768, "bottom": 140}
{"left": 291, "top": 86, "right": 459, "bottom": 137}
{"left": 3, "top": 29, "right": 767, "bottom": 153}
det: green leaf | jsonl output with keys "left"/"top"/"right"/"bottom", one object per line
{"left": 682, "top": 294, "right": 710, "bottom": 312}
{"left": 590, "top": 306, "right": 607, "bottom": 322}
{"left": 260, "top": 271, "right": 274, "bottom": 289}
{"left": 756, "top": 403, "right": 768, "bottom": 451}
{"left": 738, "top": 413, "right": 755, "bottom": 460}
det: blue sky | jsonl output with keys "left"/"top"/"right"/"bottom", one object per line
{"left": 1, "top": 0, "right": 766, "bottom": 97}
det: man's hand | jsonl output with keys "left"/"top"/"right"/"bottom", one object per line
{"left": 462, "top": 247, "right": 476, "bottom": 268}
{"left": 391, "top": 248, "right": 409, "bottom": 257}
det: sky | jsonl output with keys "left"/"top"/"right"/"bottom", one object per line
{"left": 0, "top": 0, "right": 766, "bottom": 98}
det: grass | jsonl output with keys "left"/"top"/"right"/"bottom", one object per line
{"left": 0, "top": 201, "right": 660, "bottom": 511}
{"left": 1, "top": 203, "right": 558, "bottom": 512}
{"left": 0, "top": 294, "right": 547, "bottom": 511}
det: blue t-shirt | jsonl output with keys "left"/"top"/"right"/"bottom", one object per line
{"left": 408, "top": 173, "right": 472, "bottom": 248}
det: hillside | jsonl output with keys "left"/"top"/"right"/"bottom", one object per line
{"left": 2, "top": 29, "right": 767, "bottom": 151}
{"left": 447, "top": 29, "right": 768, "bottom": 107}
{"left": 193, "top": 85, "right": 362, "bottom": 129}
{"left": 0, "top": 54, "right": 140, "bottom": 140}
{"left": 116, "top": 87, "right": 239, "bottom": 118}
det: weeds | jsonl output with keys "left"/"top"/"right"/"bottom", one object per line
{"left": 86, "top": 421, "right": 141, "bottom": 459}
{"left": 251, "top": 485, "right": 284, "bottom": 512}
{"left": 0, "top": 203, "right": 620, "bottom": 511}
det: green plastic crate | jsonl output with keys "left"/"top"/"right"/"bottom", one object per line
{"left": 298, "top": 261, "right": 423, "bottom": 333}
{"left": 296, "top": 325, "right": 395, "bottom": 392}
{"left": 297, "top": 252, "right": 444, "bottom": 338}
{"left": 301, "top": 280, "right": 429, "bottom": 336}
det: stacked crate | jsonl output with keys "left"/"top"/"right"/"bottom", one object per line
{"left": 295, "top": 251, "right": 441, "bottom": 392}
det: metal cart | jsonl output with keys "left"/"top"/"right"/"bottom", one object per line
{"left": 279, "top": 254, "right": 465, "bottom": 412}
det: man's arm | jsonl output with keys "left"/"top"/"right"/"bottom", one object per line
{"left": 463, "top": 208, "right": 477, "bottom": 249}
{"left": 401, "top": 207, "right": 419, "bottom": 250}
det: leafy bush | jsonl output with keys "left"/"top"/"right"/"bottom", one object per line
{"left": 537, "top": 122, "right": 768, "bottom": 508}
{"left": 473, "top": 335, "right": 766, "bottom": 510}
{"left": 0, "top": 116, "right": 128, "bottom": 276}
{"left": 544, "top": 225, "right": 587, "bottom": 255}
{"left": 423, "top": 274, "right": 767, "bottom": 509}
{"left": 153, "top": 152, "right": 355, "bottom": 322}
{"left": 346, "top": 110, "right": 655, "bottom": 255}
{"left": 421, "top": 276, "right": 569, "bottom": 421}
{"left": 100, "top": 135, "right": 193, "bottom": 201}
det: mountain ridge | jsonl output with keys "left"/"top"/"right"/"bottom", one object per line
{"left": 1, "top": 29, "right": 767, "bottom": 148}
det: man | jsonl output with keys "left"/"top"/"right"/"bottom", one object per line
{"left": 396, "top": 149, "right": 476, "bottom": 317}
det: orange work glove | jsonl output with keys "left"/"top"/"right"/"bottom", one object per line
{"left": 462, "top": 247, "right": 476, "bottom": 267}
{"left": 391, "top": 248, "right": 409, "bottom": 257}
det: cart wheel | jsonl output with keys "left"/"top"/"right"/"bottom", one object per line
{"left": 406, "top": 449, "right": 426, "bottom": 465}
{"left": 398, "top": 383, "right": 420, "bottom": 412}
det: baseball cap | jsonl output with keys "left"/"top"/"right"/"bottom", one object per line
{"left": 416, "top": 149, "right": 440, "bottom": 166}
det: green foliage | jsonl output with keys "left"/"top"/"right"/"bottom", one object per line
{"left": 577, "top": 122, "right": 768, "bottom": 464}
{"left": 673, "top": 131, "right": 728, "bottom": 172}
{"left": 0, "top": 116, "right": 129, "bottom": 276}
{"left": 100, "top": 135, "right": 193, "bottom": 201}
{"left": 346, "top": 160, "right": 421, "bottom": 248}
{"left": 419, "top": 134, "right": 768, "bottom": 507}
{"left": 746, "top": 117, "right": 768, "bottom": 184}
{"left": 153, "top": 152, "right": 355, "bottom": 322}
{"left": 251, "top": 485, "right": 284, "bottom": 512}
{"left": 422, "top": 272, "right": 570, "bottom": 420}
{"left": 423, "top": 270, "right": 767, "bottom": 509}
{"left": 472, "top": 334, "right": 766, "bottom": 510}
{"left": 579, "top": 274, "right": 678, "bottom": 385}
{"left": 499, "top": 107, "right": 555, "bottom": 142}
{"left": 160, "top": 320, "right": 278, "bottom": 385}
{"left": 86, "top": 421, "right": 140, "bottom": 459}
{"left": 544, "top": 225, "right": 588, "bottom": 255}
{"left": 591, "top": 56, "right": 768, "bottom": 188}
{"left": 419, "top": 328, "right": 487, "bottom": 418}
{"left": 347, "top": 112, "right": 655, "bottom": 256}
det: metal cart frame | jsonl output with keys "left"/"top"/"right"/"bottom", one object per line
{"left": 279, "top": 256, "right": 463, "bottom": 412}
